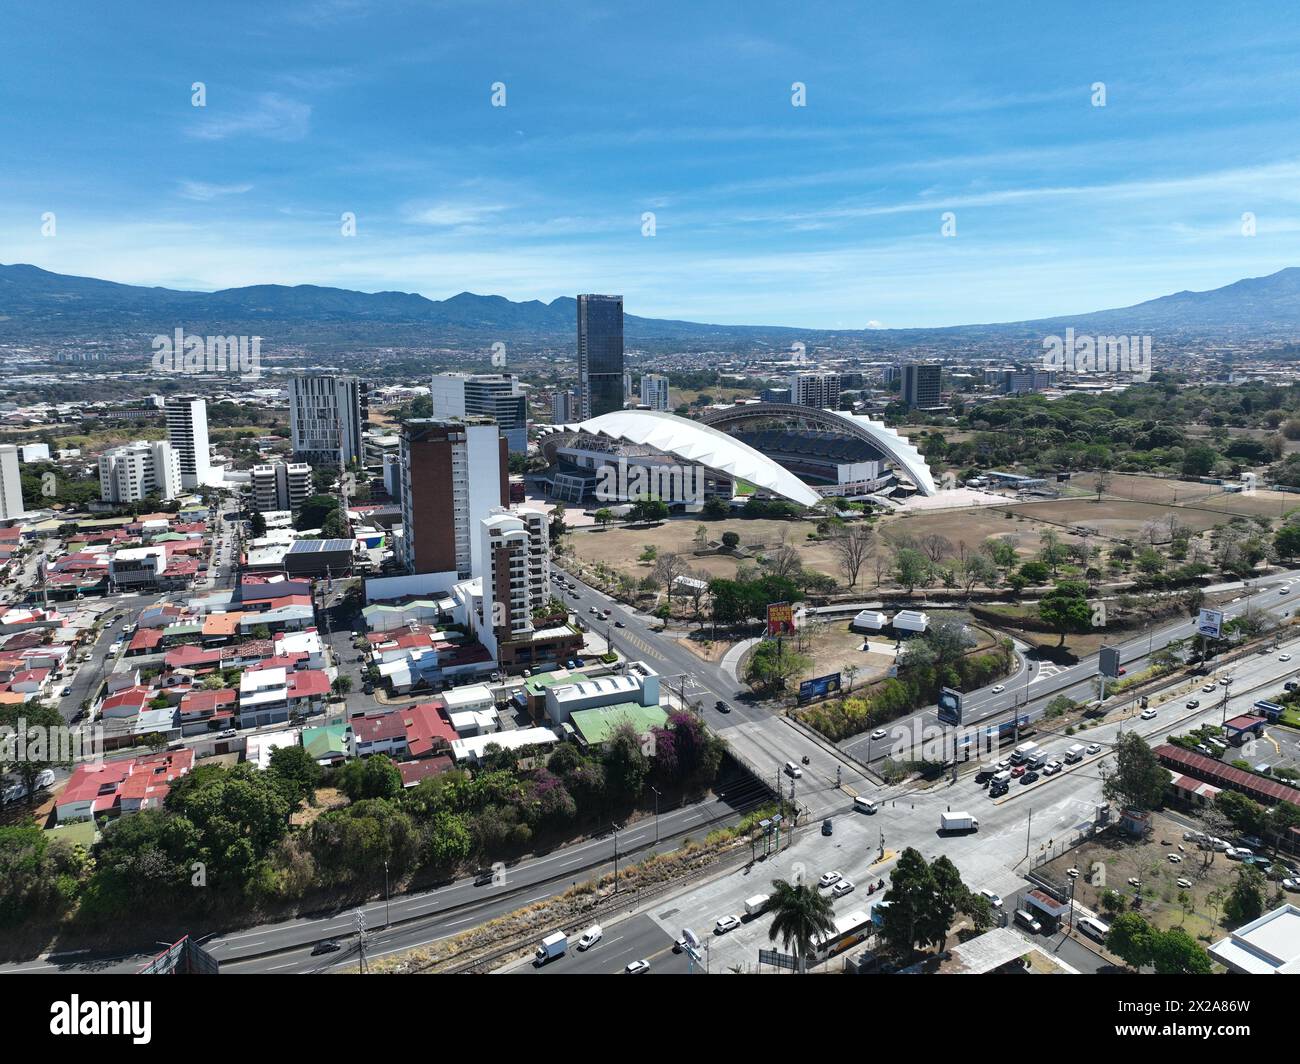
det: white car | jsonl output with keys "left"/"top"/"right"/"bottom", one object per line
{"left": 1084, "top": 743, "right": 1101, "bottom": 756}
{"left": 1202, "top": 683, "right": 1217, "bottom": 693}
{"left": 979, "top": 889, "right": 1004, "bottom": 909}
{"left": 831, "top": 879, "right": 855, "bottom": 898}
{"left": 1177, "top": 877, "right": 1193, "bottom": 889}
{"left": 577, "top": 926, "right": 603, "bottom": 951}
{"left": 108, "top": 642, "right": 123, "bottom": 656}
{"left": 714, "top": 915, "right": 741, "bottom": 934}
{"left": 869, "top": 728, "right": 887, "bottom": 741}
{"left": 818, "top": 871, "right": 842, "bottom": 889}
{"left": 1281, "top": 654, "right": 1293, "bottom": 662}
{"left": 1226, "top": 847, "right": 1252, "bottom": 861}
{"left": 1042, "top": 760, "right": 1062, "bottom": 776}
{"left": 1167, "top": 853, "right": 1183, "bottom": 864}
{"left": 1141, "top": 708, "right": 1158, "bottom": 720}
{"left": 624, "top": 959, "right": 650, "bottom": 974}
{"left": 1283, "top": 878, "right": 1300, "bottom": 893}
{"left": 991, "top": 684, "right": 1005, "bottom": 694}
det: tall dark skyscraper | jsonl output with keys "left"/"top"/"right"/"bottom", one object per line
{"left": 577, "top": 294, "right": 624, "bottom": 418}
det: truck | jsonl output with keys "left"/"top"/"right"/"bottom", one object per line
{"left": 1064, "top": 743, "right": 1086, "bottom": 764}
{"left": 940, "top": 811, "right": 979, "bottom": 834}
{"left": 1009, "top": 741, "right": 1040, "bottom": 766}
{"left": 533, "top": 931, "right": 567, "bottom": 965}
{"left": 744, "top": 893, "right": 771, "bottom": 917}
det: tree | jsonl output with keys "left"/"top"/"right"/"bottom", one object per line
{"left": 267, "top": 745, "right": 322, "bottom": 811}
{"left": 628, "top": 498, "right": 669, "bottom": 524}
{"left": 296, "top": 494, "right": 341, "bottom": 532}
{"left": 830, "top": 524, "right": 873, "bottom": 588}
{"left": 893, "top": 548, "right": 931, "bottom": 595}
{"left": 721, "top": 531, "right": 740, "bottom": 550}
{"left": 767, "top": 877, "right": 837, "bottom": 973}
{"left": 337, "top": 755, "right": 403, "bottom": 802}
{"left": 1037, "top": 580, "right": 1092, "bottom": 646}
{"left": 1106, "top": 912, "right": 1156, "bottom": 971}
{"left": 1151, "top": 926, "right": 1213, "bottom": 974}
{"left": 1224, "top": 866, "right": 1266, "bottom": 926}
{"left": 594, "top": 508, "right": 615, "bottom": 529}
{"left": 1101, "top": 733, "right": 1168, "bottom": 812}
{"left": 960, "top": 553, "right": 999, "bottom": 597}
{"left": 1275, "top": 523, "right": 1300, "bottom": 560}
{"left": 745, "top": 639, "right": 812, "bottom": 693}
{"left": 879, "top": 847, "right": 959, "bottom": 954}
{"left": 0, "top": 702, "right": 73, "bottom": 807}
{"left": 331, "top": 674, "right": 353, "bottom": 695}
{"left": 249, "top": 510, "right": 267, "bottom": 538}
{"left": 548, "top": 503, "right": 568, "bottom": 543}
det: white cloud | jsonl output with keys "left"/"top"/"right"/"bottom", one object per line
{"left": 187, "top": 93, "right": 312, "bottom": 142}
{"left": 177, "top": 181, "right": 253, "bottom": 201}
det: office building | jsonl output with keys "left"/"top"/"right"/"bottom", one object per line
{"left": 98, "top": 441, "right": 182, "bottom": 504}
{"left": 577, "top": 294, "right": 624, "bottom": 419}
{"left": 289, "top": 375, "right": 366, "bottom": 466}
{"left": 399, "top": 417, "right": 507, "bottom": 579}
{"left": 0, "top": 445, "right": 24, "bottom": 520}
{"left": 430, "top": 373, "right": 528, "bottom": 454}
{"left": 552, "top": 389, "right": 579, "bottom": 423}
{"left": 250, "top": 461, "right": 312, "bottom": 514}
{"left": 789, "top": 372, "right": 842, "bottom": 409}
{"left": 902, "top": 363, "right": 943, "bottom": 408}
{"left": 164, "top": 395, "right": 210, "bottom": 490}
{"left": 640, "top": 373, "right": 671, "bottom": 411}
{"left": 999, "top": 367, "right": 1057, "bottom": 394}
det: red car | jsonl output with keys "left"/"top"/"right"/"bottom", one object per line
{"left": 1011, "top": 764, "right": 1027, "bottom": 778}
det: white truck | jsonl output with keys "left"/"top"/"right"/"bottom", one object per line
{"left": 1009, "top": 741, "right": 1040, "bottom": 765}
{"left": 533, "top": 931, "right": 567, "bottom": 965}
{"left": 744, "top": 893, "right": 771, "bottom": 917}
{"left": 1064, "top": 743, "right": 1086, "bottom": 764}
{"left": 940, "top": 811, "right": 979, "bottom": 834}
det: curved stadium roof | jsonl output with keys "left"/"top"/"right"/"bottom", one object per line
{"left": 539, "top": 410, "right": 824, "bottom": 507}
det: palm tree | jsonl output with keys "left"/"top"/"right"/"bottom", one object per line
{"left": 767, "top": 878, "right": 836, "bottom": 973}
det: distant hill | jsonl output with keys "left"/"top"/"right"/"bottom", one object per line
{"left": 3, "top": 262, "right": 1300, "bottom": 347}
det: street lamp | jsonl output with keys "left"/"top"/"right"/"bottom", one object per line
{"left": 650, "top": 786, "right": 661, "bottom": 843}
{"left": 612, "top": 822, "right": 622, "bottom": 892}
{"left": 383, "top": 859, "right": 391, "bottom": 929}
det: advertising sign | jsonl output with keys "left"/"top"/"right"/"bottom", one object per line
{"left": 798, "top": 672, "right": 843, "bottom": 703}
{"left": 937, "top": 687, "right": 962, "bottom": 726}
{"left": 766, "top": 601, "right": 796, "bottom": 636}
{"left": 1099, "top": 645, "right": 1121, "bottom": 679}
{"left": 1196, "top": 608, "right": 1224, "bottom": 639}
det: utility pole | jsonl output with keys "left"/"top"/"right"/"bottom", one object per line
{"left": 612, "top": 822, "right": 620, "bottom": 892}
{"left": 383, "top": 859, "right": 391, "bottom": 929}
{"left": 354, "top": 908, "right": 368, "bottom": 974}
{"left": 650, "top": 786, "right": 661, "bottom": 843}
{"left": 1025, "top": 807, "right": 1033, "bottom": 860}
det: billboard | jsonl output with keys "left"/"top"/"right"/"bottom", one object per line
{"left": 1196, "top": 608, "right": 1224, "bottom": 639}
{"left": 766, "top": 601, "right": 796, "bottom": 636}
{"left": 1099, "top": 645, "right": 1121, "bottom": 679}
{"left": 937, "top": 687, "right": 962, "bottom": 726}
{"left": 798, "top": 673, "right": 843, "bottom": 703}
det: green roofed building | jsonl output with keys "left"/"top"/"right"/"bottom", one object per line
{"left": 302, "top": 723, "right": 352, "bottom": 764}
{"left": 570, "top": 702, "right": 669, "bottom": 747}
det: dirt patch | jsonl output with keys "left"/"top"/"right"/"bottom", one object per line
{"left": 675, "top": 636, "right": 732, "bottom": 663}
{"left": 289, "top": 787, "right": 350, "bottom": 829}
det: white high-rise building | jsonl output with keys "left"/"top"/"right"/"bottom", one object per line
{"left": 164, "top": 395, "right": 210, "bottom": 489}
{"left": 250, "top": 462, "right": 312, "bottom": 514}
{"left": 399, "top": 417, "right": 507, "bottom": 579}
{"left": 477, "top": 507, "right": 549, "bottom": 662}
{"left": 640, "top": 373, "right": 671, "bottom": 411}
{"left": 0, "top": 445, "right": 24, "bottom": 520}
{"left": 98, "top": 441, "right": 182, "bottom": 504}
{"left": 289, "top": 375, "right": 365, "bottom": 466}
{"left": 789, "top": 372, "right": 842, "bottom": 409}
{"left": 430, "top": 373, "right": 528, "bottom": 454}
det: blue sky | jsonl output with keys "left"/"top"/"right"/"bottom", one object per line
{"left": 3, "top": 1, "right": 1300, "bottom": 329}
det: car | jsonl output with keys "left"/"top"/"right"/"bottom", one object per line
{"left": 979, "top": 889, "right": 1004, "bottom": 910}
{"left": 1085, "top": 743, "right": 1101, "bottom": 756}
{"left": 714, "top": 915, "right": 740, "bottom": 934}
{"left": 1177, "top": 877, "right": 1193, "bottom": 889}
{"left": 988, "top": 783, "right": 1009, "bottom": 798}
{"left": 614, "top": 620, "right": 625, "bottom": 628}
{"left": 821, "top": 818, "right": 833, "bottom": 836}
{"left": 1281, "top": 654, "right": 1293, "bottom": 662}
{"left": 577, "top": 926, "right": 603, "bottom": 951}
{"left": 673, "top": 936, "right": 688, "bottom": 953}
{"left": 991, "top": 684, "right": 1005, "bottom": 694}
{"left": 1202, "top": 683, "right": 1218, "bottom": 693}
{"left": 219, "top": 729, "right": 237, "bottom": 738}
{"left": 602, "top": 609, "right": 612, "bottom": 618}
{"left": 831, "top": 879, "right": 855, "bottom": 897}
{"left": 1183, "top": 830, "right": 1207, "bottom": 843}
{"left": 1011, "top": 765, "right": 1027, "bottom": 777}
{"left": 311, "top": 939, "right": 342, "bottom": 956}
{"left": 1042, "top": 760, "right": 1062, "bottom": 776}
{"left": 870, "top": 728, "right": 887, "bottom": 741}
{"left": 1185, "top": 699, "right": 1200, "bottom": 709}
{"left": 1238, "top": 834, "right": 1264, "bottom": 849}
{"left": 1020, "top": 770, "right": 1039, "bottom": 784}
{"left": 715, "top": 700, "right": 731, "bottom": 713}
{"left": 1284, "top": 878, "right": 1300, "bottom": 893}
{"left": 1077, "top": 916, "right": 1110, "bottom": 942}
{"left": 569, "top": 592, "right": 580, "bottom": 600}
{"left": 1282, "top": 586, "right": 1293, "bottom": 595}
{"left": 1226, "top": 847, "right": 1252, "bottom": 861}
{"left": 1220, "top": 676, "right": 1232, "bottom": 685}
{"left": 818, "top": 871, "right": 842, "bottom": 889}
{"left": 1286, "top": 681, "right": 1300, "bottom": 692}
{"left": 589, "top": 606, "right": 598, "bottom": 615}
{"left": 1066, "top": 867, "right": 1080, "bottom": 879}
{"left": 60, "top": 685, "right": 72, "bottom": 697}
{"left": 1117, "top": 666, "right": 1127, "bottom": 675}
{"left": 1142, "top": 708, "right": 1159, "bottom": 720}
{"left": 1167, "top": 853, "right": 1182, "bottom": 864}
{"left": 108, "top": 642, "right": 123, "bottom": 656}
{"left": 624, "top": 959, "right": 651, "bottom": 974}
{"left": 362, "top": 682, "right": 375, "bottom": 695}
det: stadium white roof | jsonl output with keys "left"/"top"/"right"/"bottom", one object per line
{"left": 541, "top": 410, "right": 822, "bottom": 507}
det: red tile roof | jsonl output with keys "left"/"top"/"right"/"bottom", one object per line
{"left": 1155, "top": 744, "right": 1300, "bottom": 806}
{"left": 287, "top": 670, "right": 330, "bottom": 700}
{"left": 402, "top": 702, "right": 458, "bottom": 758}
{"left": 399, "top": 756, "right": 455, "bottom": 787}
{"left": 353, "top": 711, "right": 406, "bottom": 744}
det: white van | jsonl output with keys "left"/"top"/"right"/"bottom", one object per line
{"left": 853, "top": 796, "right": 878, "bottom": 814}
{"left": 991, "top": 770, "right": 1012, "bottom": 787}
{"left": 577, "top": 925, "right": 603, "bottom": 951}
{"left": 1077, "top": 916, "right": 1110, "bottom": 942}
{"left": 784, "top": 761, "right": 802, "bottom": 779}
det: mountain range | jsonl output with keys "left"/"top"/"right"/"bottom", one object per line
{"left": 3, "top": 262, "right": 1300, "bottom": 349}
